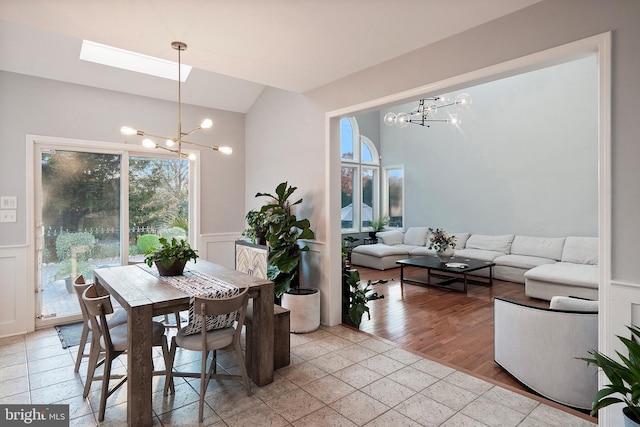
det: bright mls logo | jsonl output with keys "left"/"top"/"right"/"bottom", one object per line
{"left": 1, "top": 405, "right": 69, "bottom": 426}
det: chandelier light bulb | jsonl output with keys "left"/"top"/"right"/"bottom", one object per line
{"left": 142, "top": 139, "right": 156, "bottom": 148}
{"left": 188, "top": 152, "right": 197, "bottom": 161}
{"left": 396, "top": 112, "right": 411, "bottom": 128}
{"left": 218, "top": 146, "right": 233, "bottom": 155}
{"left": 383, "top": 112, "right": 397, "bottom": 126}
{"left": 449, "top": 114, "right": 460, "bottom": 125}
{"left": 166, "top": 139, "right": 176, "bottom": 147}
{"left": 200, "top": 118, "right": 213, "bottom": 129}
{"left": 121, "top": 126, "right": 137, "bottom": 136}
{"left": 456, "top": 93, "right": 471, "bottom": 107}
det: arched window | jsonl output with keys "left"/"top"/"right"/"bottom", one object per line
{"left": 340, "top": 117, "right": 381, "bottom": 232}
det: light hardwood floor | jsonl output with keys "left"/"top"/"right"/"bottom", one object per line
{"left": 354, "top": 265, "right": 558, "bottom": 397}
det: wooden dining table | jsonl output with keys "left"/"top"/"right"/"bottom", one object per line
{"left": 93, "top": 260, "right": 274, "bottom": 427}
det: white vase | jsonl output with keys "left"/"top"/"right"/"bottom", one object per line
{"left": 437, "top": 247, "right": 455, "bottom": 263}
{"left": 281, "top": 288, "right": 320, "bottom": 333}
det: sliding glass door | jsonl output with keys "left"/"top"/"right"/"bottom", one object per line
{"left": 35, "top": 143, "right": 191, "bottom": 326}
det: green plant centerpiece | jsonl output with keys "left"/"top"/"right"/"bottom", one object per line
{"left": 342, "top": 268, "right": 387, "bottom": 328}
{"left": 255, "top": 182, "right": 315, "bottom": 298}
{"left": 144, "top": 237, "right": 198, "bottom": 276}
{"left": 580, "top": 325, "right": 640, "bottom": 424}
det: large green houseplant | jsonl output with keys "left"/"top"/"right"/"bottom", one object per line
{"left": 144, "top": 237, "right": 199, "bottom": 276}
{"left": 580, "top": 325, "right": 640, "bottom": 425}
{"left": 256, "top": 182, "right": 315, "bottom": 297}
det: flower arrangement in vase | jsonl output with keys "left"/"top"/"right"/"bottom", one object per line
{"left": 428, "top": 228, "right": 457, "bottom": 263}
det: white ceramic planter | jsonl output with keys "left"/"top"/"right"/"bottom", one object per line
{"left": 281, "top": 288, "right": 320, "bottom": 333}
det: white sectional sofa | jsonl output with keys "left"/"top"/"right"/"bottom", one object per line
{"left": 524, "top": 236, "right": 599, "bottom": 301}
{"left": 349, "top": 227, "right": 598, "bottom": 301}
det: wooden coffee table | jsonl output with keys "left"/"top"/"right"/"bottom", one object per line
{"left": 396, "top": 256, "right": 495, "bottom": 293}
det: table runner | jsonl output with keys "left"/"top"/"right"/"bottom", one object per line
{"left": 138, "top": 264, "right": 241, "bottom": 335}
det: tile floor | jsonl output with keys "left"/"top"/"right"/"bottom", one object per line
{"left": 0, "top": 325, "right": 597, "bottom": 426}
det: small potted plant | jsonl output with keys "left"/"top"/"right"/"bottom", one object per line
{"left": 242, "top": 209, "right": 269, "bottom": 245}
{"left": 342, "top": 268, "right": 387, "bottom": 329}
{"left": 144, "top": 237, "right": 198, "bottom": 276}
{"left": 342, "top": 236, "right": 358, "bottom": 268}
{"left": 580, "top": 325, "right": 640, "bottom": 426}
{"left": 369, "top": 216, "right": 389, "bottom": 239}
{"left": 428, "top": 228, "right": 457, "bottom": 263}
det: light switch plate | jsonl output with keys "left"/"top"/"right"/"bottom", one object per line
{"left": 1, "top": 197, "right": 17, "bottom": 209}
{"left": 0, "top": 210, "right": 16, "bottom": 222}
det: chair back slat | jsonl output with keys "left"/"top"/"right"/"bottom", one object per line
{"left": 194, "top": 287, "right": 249, "bottom": 317}
{"left": 72, "top": 275, "right": 91, "bottom": 320}
{"left": 82, "top": 284, "right": 115, "bottom": 350}
{"left": 195, "top": 287, "right": 249, "bottom": 334}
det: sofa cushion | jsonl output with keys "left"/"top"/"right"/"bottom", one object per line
{"left": 451, "top": 232, "right": 470, "bottom": 249}
{"left": 454, "top": 248, "right": 505, "bottom": 262}
{"left": 550, "top": 296, "right": 598, "bottom": 313}
{"left": 465, "top": 234, "right": 515, "bottom": 254}
{"left": 351, "top": 243, "right": 410, "bottom": 257}
{"left": 403, "top": 227, "right": 429, "bottom": 246}
{"left": 524, "top": 262, "right": 599, "bottom": 288}
{"left": 511, "top": 236, "right": 565, "bottom": 261}
{"left": 411, "top": 246, "right": 437, "bottom": 257}
{"left": 561, "top": 237, "right": 598, "bottom": 265}
{"left": 494, "top": 254, "right": 557, "bottom": 270}
{"left": 376, "top": 230, "right": 404, "bottom": 245}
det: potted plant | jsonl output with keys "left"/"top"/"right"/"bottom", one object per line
{"left": 342, "top": 236, "right": 358, "bottom": 268}
{"left": 143, "top": 237, "right": 199, "bottom": 276}
{"left": 580, "top": 325, "right": 640, "bottom": 426}
{"left": 242, "top": 209, "right": 269, "bottom": 245}
{"left": 428, "top": 228, "right": 457, "bottom": 263}
{"left": 369, "top": 216, "right": 389, "bottom": 239}
{"left": 256, "top": 182, "right": 317, "bottom": 332}
{"left": 342, "top": 268, "right": 386, "bottom": 328}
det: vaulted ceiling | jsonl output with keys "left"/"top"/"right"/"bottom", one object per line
{"left": 0, "top": 0, "right": 541, "bottom": 113}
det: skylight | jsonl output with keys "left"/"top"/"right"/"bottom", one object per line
{"left": 79, "top": 40, "right": 192, "bottom": 82}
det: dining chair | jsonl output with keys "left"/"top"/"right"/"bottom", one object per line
{"left": 71, "top": 275, "right": 127, "bottom": 373}
{"left": 82, "top": 284, "right": 173, "bottom": 422}
{"left": 163, "top": 287, "right": 251, "bottom": 423}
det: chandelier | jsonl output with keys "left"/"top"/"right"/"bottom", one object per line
{"left": 383, "top": 93, "right": 471, "bottom": 128}
{"left": 120, "top": 41, "right": 232, "bottom": 160}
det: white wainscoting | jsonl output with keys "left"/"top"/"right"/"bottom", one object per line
{"left": 199, "top": 232, "right": 243, "bottom": 270}
{"left": 0, "top": 245, "right": 32, "bottom": 338}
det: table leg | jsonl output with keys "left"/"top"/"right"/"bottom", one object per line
{"left": 400, "top": 265, "right": 405, "bottom": 294}
{"left": 463, "top": 273, "right": 468, "bottom": 293}
{"left": 250, "top": 282, "right": 274, "bottom": 386}
{"left": 489, "top": 266, "right": 494, "bottom": 286}
{"left": 127, "top": 305, "right": 154, "bottom": 427}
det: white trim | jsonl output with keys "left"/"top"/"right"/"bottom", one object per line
{"left": 325, "top": 32, "right": 613, "bottom": 351}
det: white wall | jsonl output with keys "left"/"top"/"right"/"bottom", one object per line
{"left": 379, "top": 57, "right": 598, "bottom": 237}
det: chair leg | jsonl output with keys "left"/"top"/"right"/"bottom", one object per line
{"left": 198, "top": 350, "right": 211, "bottom": 424}
{"left": 234, "top": 339, "right": 252, "bottom": 396}
{"left": 83, "top": 335, "right": 101, "bottom": 399}
{"left": 98, "top": 353, "right": 113, "bottom": 422}
{"left": 163, "top": 336, "right": 176, "bottom": 396}
{"left": 74, "top": 324, "right": 90, "bottom": 373}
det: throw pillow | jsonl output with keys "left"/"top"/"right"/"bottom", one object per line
{"left": 561, "top": 236, "right": 598, "bottom": 265}
{"left": 403, "top": 227, "right": 429, "bottom": 246}
{"left": 376, "top": 230, "right": 404, "bottom": 245}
